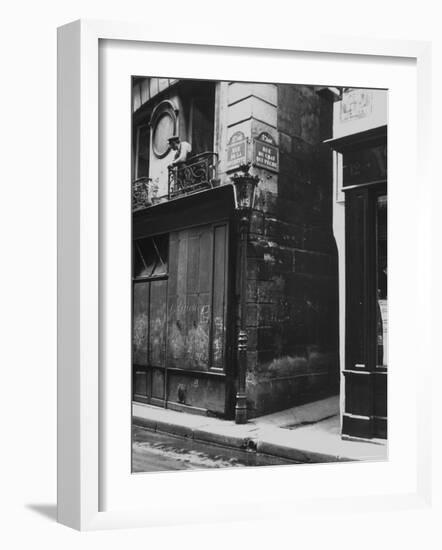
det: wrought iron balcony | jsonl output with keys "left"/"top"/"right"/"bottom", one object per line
{"left": 168, "top": 152, "right": 219, "bottom": 199}
{"left": 132, "top": 177, "right": 153, "bottom": 211}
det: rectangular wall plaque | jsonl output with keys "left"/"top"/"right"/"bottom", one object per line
{"left": 227, "top": 139, "right": 248, "bottom": 170}
{"left": 253, "top": 138, "right": 279, "bottom": 172}
{"left": 226, "top": 131, "right": 248, "bottom": 172}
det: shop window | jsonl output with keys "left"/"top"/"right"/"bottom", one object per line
{"left": 376, "top": 194, "right": 387, "bottom": 367}
{"left": 345, "top": 189, "right": 387, "bottom": 370}
{"left": 133, "top": 234, "right": 169, "bottom": 279}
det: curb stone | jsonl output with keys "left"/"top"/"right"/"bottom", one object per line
{"left": 256, "top": 440, "right": 352, "bottom": 463}
{"left": 192, "top": 427, "right": 256, "bottom": 450}
{"left": 133, "top": 415, "right": 345, "bottom": 463}
{"left": 155, "top": 420, "right": 194, "bottom": 439}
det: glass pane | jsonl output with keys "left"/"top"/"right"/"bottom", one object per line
{"left": 376, "top": 194, "right": 387, "bottom": 367}
{"left": 134, "top": 235, "right": 169, "bottom": 278}
{"left": 136, "top": 125, "right": 150, "bottom": 178}
{"left": 191, "top": 85, "right": 215, "bottom": 155}
{"left": 346, "top": 191, "right": 367, "bottom": 367}
{"left": 151, "top": 234, "right": 169, "bottom": 276}
{"left": 134, "top": 239, "right": 156, "bottom": 278}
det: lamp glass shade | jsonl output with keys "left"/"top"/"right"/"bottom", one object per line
{"left": 233, "top": 175, "right": 258, "bottom": 213}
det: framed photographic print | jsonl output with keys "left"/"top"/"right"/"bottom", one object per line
{"left": 57, "top": 19, "right": 432, "bottom": 530}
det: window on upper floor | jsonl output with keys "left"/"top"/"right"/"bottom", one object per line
{"left": 134, "top": 124, "right": 150, "bottom": 180}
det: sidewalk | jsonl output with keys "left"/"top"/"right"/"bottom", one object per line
{"left": 132, "top": 397, "right": 387, "bottom": 464}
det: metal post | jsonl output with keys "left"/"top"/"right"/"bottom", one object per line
{"left": 235, "top": 214, "right": 250, "bottom": 424}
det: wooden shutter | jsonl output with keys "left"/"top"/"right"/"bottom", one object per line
{"left": 167, "top": 223, "right": 228, "bottom": 371}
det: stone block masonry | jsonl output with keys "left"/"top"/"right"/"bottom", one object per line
{"left": 213, "top": 81, "right": 339, "bottom": 418}
{"left": 243, "top": 84, "right": 339, "bottom": 417}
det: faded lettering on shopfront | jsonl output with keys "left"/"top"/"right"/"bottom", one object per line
{"left": 343, "top": 143, "right": 387, "bottom": 187}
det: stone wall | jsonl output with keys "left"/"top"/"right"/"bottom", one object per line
{"left": 245, "top": 84, "right": 339, "bottom": 417}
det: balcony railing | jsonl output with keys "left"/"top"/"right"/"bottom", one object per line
{"left": 168, "top": 151, "right": 219, "bottom": 199}
{"left": 132, "top": 177, "right": 154, "bottom": 211}
{"left": 132, "top": 153, "right": 219, "bottom": 212}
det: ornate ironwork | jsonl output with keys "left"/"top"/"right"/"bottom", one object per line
{"left": 132, "top": 177, "right": 153, "bottom": 211}
{"left": 232, "top": 166, "right": 260, "bottom": 425}
{"left": 231, "top": 163, "right": 259, "bottom": 215}
{"left": 168, "top": 152, "right": 219, "bottom": 198}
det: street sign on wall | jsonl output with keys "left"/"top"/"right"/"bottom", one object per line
{"left": 253, "top": 132, "right": 279, "bottom": 172}
{"left": 226, "top": 131, "right": 248, "bottom": 171}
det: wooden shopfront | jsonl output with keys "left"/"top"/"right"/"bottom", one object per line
{"left": 331, "top": 126, "right": 388, "bottom": 440}
{"left": 132, "top": 186, "right": 237, "bottom": 418}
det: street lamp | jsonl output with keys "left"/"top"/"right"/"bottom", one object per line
{"left": 231, "top": 163, "right": 259, "bottom": 424}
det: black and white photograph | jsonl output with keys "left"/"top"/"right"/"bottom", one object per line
{"left": 3, "top": 0, "right": 439, "bottom": 543}
{"left": 130, "top": 78, "right": 388, "bottom": 472}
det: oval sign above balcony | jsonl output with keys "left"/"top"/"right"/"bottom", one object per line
{"left": 150, "top": 100, "right": 178, "bottom": 159}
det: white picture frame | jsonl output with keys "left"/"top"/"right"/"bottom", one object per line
{"left": 57, "top": 19, "right": 432, "bottom": 531}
